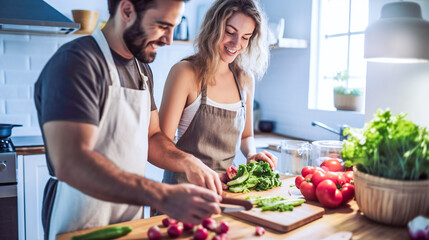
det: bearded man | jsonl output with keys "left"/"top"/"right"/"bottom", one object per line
{"left": 34, "top": 1, "right": 222, "bottom": 239}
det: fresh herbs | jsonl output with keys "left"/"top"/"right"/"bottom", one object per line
{"left": 342, "top": 109, "right": 429, "bottom": 180}
{"left": 246, "top": 196, "right": 305, "bottom": 212}
{"left": 227, "top": 161, "right": 282, "bottom": 193}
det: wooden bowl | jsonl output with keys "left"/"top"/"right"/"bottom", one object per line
{"left": 72, "top": 10, "right": 99, "bottom": 35}
{"left": 354, "top": 168, "right": 429, "bottom": 226}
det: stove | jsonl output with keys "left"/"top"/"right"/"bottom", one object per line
{"left": 0, "top": 137, "right": 18, "bottom": 240}
{"left": 1, "top": 138, "right": 15, "bottom": 153}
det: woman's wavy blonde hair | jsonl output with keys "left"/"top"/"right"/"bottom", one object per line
{"left": 184, "top": 0, "right": 269, "bottom": 88}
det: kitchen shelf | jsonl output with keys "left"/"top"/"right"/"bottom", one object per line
{"left": 270, "top": 37, "right": 308, "bottom": 49}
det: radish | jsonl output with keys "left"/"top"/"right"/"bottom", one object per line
{"left": 408, "top": 215, "right": 429, "bottom": 240}
{"left": 147, "top": 225, "right": 162, "bottom": 240}
{"left": 194, "top": 226, "right": 209, "bottom": 240}
{"left": 217, "top": 221, "right": 229, "bottom": 234}
{"left": 167, "top": 224, "right": 183, "bottom": 238}
{"left": 162, "top": 217, "right": 177, "bottom": 227}
{"left": 202, "top": 218, "right": 218, "bottom": 231}
{"left": 255, "top": 226, "right": 265, "bottom": 236}
{"left": 183, "top": 222, "right": 194, "bottom": 231}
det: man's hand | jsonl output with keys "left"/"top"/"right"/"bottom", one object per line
{"left": 184, "top": 157, "right": 223, "bottom": 195}
{"left": 247, "top": 150, "right": 278, "bottom": 170}
{"left": 158, "top": 184, "right": 222, "bottom": 225}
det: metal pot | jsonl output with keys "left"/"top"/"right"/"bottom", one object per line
{"left": 0, "top": 124, "right": 22, "bottom": 139}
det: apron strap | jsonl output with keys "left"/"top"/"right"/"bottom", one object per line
{"left": 229, "top": 64, "right": 246, "bottom": 108}
{"left": 201, "top": 83, "right": 208, "bottom": 105}
{"left": 92, "top": 29, "right": 121, "bottom": 87}
{"left": 134, "top": 58, "right": 149, "bottom": 90}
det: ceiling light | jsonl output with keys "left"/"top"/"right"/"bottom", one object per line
{"left": 364, "top": 1, "right": 429, "bottom": 63}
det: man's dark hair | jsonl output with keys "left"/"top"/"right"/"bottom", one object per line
{"left": 108, "top": 0, "right": 189, "bottom": 18}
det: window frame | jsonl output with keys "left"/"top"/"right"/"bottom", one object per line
{"left": 309, "top": 0, "right": 368, "bottom": 112}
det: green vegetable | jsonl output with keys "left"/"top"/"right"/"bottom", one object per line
{"left": 342, "top": 109, "right": 429, "bottom": 180}
{"left": 71, "top": 226, "right": 132, "bottom": 240}
{"left": 227, "top": 165, "right": 249, "bottom": 186}
{"left": 246, "top": 196, "right": 305, "bottom": 212}
{"left": 227, "top": 161, "right": 282, "bottom": 193}
{"left": 228, "top": 184, "right": 249, "bottom": 193}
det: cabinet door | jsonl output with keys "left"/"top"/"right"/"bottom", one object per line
{"left": 23, "top": 154, "right": 50, "bottom": 240}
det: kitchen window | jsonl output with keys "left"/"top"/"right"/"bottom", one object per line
{"left": 309, "top": 0, "right": 369, "bottom": 111}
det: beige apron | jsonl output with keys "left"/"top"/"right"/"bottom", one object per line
{"left": 47, "top": 29, "right": 151, "bottom": 239}
{"left": 163, "top": 65, "right": 246, "bottom": 184}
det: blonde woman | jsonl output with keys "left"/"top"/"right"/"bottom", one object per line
{"left": 160, "top": 0, "right": 277, "bottom": 186}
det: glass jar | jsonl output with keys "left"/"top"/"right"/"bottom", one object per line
{"left": 311, "top": 140, "right": 343, "bottom": 167}
{"left": 278, "top": 140, "right": 311, "bottom": 176}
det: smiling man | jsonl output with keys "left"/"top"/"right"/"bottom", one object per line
{"left": 34, "top": 0, "right": 222, "bottom": 239}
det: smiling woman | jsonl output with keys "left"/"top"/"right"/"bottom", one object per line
{"left": 159, "top": 0, "right": 277, "bottom": 186}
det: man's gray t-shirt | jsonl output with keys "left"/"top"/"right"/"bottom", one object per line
{"left": 34, "top": 35, "right": 157, "bottom": 175}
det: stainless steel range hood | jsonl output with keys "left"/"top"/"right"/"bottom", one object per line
{"left": 0, "top": 0, "right": 80, "bottom": 35}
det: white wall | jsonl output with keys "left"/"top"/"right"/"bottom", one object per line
{"left": 365, "top": 0, "right": 429, "bottom": 127}
{"left": 257, "top": 0, "right": 364, "bottom": 141}
{"left": 0, "top": 0, "right": 209, "bottom": 136}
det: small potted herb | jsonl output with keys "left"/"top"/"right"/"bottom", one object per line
{"left": 333, "top": 70, "right": 364, "bottom": 111}
{"left": 342, "top": 109, "right": 429, "bottom": 226}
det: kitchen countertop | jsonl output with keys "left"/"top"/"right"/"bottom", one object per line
{"left": 12, "top": 135, "right": 45, "bottom": 155}
{"left": 56, "top": 177, "right": 409, "bottom": 240}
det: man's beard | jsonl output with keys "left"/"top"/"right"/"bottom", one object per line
{"left": 123, "top": 15, "right": 156, "bottom": 63}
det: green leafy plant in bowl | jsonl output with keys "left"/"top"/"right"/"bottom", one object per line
{"left": 332, "top": 70, "right": 364, "bottom": 111}
{"left": 342, "top": 109, "right": 429, "bottom": 180}
{"left": 341, "top": 109, "right": 429, "bottom": 226}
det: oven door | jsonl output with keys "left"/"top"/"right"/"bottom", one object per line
{"left": 0, "top": 184, "right": 18, "bottom": 240}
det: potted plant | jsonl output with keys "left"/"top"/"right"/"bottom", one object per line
{"left": 333, "top": 70, "right": 364, "bottom": 111}
{"left": 342, "top": 110, "right": 429, "bottom": 226}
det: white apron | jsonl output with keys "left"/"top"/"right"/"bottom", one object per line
{"left": 48, "top": 29, "right": 151, "bottom": 239}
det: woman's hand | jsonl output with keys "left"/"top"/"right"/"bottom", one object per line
{"left": 247, "top": 150, "right": 278, "bottom": 170}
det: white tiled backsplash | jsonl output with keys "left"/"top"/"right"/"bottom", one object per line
{"left": 0, "top": 34, "right": 78, "bottom": 136}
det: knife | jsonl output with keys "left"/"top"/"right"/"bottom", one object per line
{"left": 220, "top": 197, "right": 253, "bottom": 212}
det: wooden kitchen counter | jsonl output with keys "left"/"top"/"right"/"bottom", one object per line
{"left": 57, "top": 177, "right": 409, "bottom": 240}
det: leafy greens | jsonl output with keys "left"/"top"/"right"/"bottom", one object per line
{"left": 227, "top": 161, "right": 282, "bottom": 193}
{"left": 342, "top": 109, "right": 429, "bottom": 180}
{"left": 246, "top": 196, "right": 305, "bottom": 212}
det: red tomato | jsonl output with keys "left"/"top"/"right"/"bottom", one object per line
{"left": 334, "top": 172, "right": 346, "bottom": 186}
{"left": 295, "top": 176, "right": 305, "bottom": 189}
{"left": 311, "top": 170, "right": 328, "bottom": 187}
{"left": 320, "top": 159, "right": 344, "bottom": 172}
{"left": 343, "top": 171, "right": 354, "bottom": 184}
{"left": 315, "top": 180, "right": 343, "bottom": 208}
{"left": 299, "top": 181, "right": 317, "bottom": 201}
{"left": 301, "top": 166, "right": 315, "bottom": 177}
{"left": 226, "top": 166, "right": 238, "bottom": 180}
{"left": 340, "top": 183, "right": 355, "bottom": 204}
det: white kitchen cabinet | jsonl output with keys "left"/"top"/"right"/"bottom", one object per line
{"left": 17, "top": 154, "right": 50, "bottom": 240}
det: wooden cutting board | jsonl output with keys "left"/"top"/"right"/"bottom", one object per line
{"left": 223, "top": 177, "right": 325, "bottom": 233}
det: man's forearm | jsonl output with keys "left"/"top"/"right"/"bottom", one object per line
{"left": 57, "top": 149, "right": 170, "bottom": 209}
